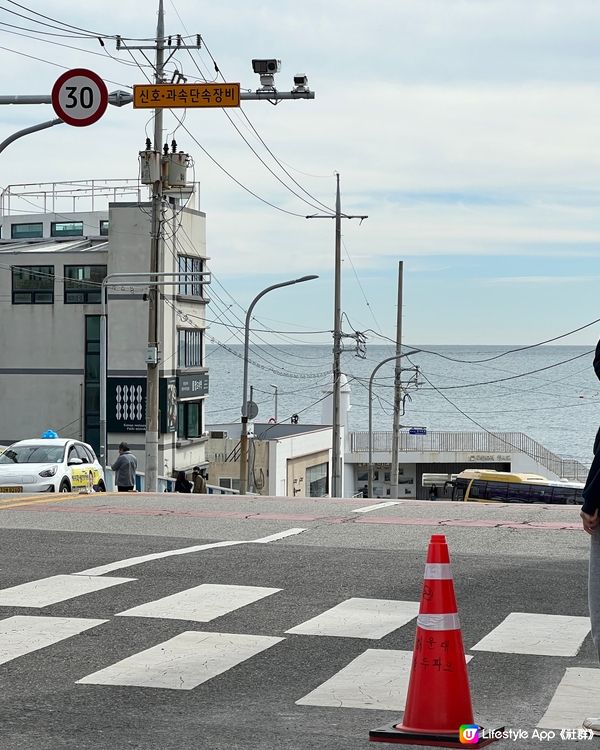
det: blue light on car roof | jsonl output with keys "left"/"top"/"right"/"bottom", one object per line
{"left": 41, "top": 430, "right": 58, "bottom": 439}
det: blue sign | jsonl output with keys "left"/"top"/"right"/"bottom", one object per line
{"left": 409, "top": 427, "right": 427, "bottom": 435}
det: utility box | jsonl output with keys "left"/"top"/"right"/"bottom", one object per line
{"left": 139, "top": 150, "right": 161, "bottom": 184}
{"left": 165, "top": 152, "right": 190, "bottom": 187}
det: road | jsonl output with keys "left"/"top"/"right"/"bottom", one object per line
{"left": 0, "top": 491, "right": 594, "bottom": 750}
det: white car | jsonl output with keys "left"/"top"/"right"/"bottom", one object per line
{"left": 0, "top": 438, "right": 106, "bottom": 494}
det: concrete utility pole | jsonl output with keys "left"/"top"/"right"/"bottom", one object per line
{"left": 120, "top": 1, "right": 201, "bottom": 491}
{"left": 145, "top": 1, "right": 165, "bottom": 493}
{"left": 390, "top": 261, "right": 404, "bottom": 499}
{"left": 307, "top": 175, "right": 367, "bottom": 498}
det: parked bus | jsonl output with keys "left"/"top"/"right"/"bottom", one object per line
{"left": 449, "top": 469, "right": 584, "bottom": 505}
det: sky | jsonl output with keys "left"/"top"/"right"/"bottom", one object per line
{"left": 2, "top": 0, "right": 600, "bottom": 347}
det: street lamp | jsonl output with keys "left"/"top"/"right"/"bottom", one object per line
{"left": 239, "top": 275, "right": 319, "bottom": 495}
{"left": 270, "top": 384, "right": 278, "bottom": 423}
{"left": 368, "top": 350, "right": 421, "bottom": 498}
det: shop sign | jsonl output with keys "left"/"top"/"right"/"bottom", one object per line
{"left": 178, "top": 372, "right": 209, "bottom": 398}
{"left": 107, "top": 378, "right": 146, "bottom": 432}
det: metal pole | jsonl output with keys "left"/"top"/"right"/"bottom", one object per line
{"left": 145, "top": 0, "right": 165, "bottom": 492}
{"left": 0, "top": 119, "right": 63, "bottom": 155}
{"left": 368, "top": 350, "right": 421, "bottom": 498}
{"left": 240, "top": 275, "right": 318, "bottom": 495}
{"left": 99, "top": 279, "right": 108, "bottom": 472}
{"left": 390, "top": 261, "right": 404, "bottom": 499}
{"left": 332, "top": 173, "right": 342, "bottom": 497}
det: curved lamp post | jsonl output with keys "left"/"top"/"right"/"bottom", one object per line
{"left": 368, "top": 349, "right": 422, "bottom": 498}
{"left": 239, "top": 275, "right": 319, "bottom": 494}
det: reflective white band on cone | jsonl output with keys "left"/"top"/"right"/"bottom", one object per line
{"left": 417, "top": 612, "right": 461, "bottom": 631}
{"left": 423, "top": 563, "right": 453, "bottom": 580}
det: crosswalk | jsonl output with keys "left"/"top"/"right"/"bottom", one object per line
{"left": 0, "top": 571, "right": 595, "bottom": 730}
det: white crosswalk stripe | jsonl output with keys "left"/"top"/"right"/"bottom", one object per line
{"left": 470, "top": 612, "right": 591, "bottom": 657}
{"left": 296, "top": 650, "right": 473, "bottom": 711}
{"left": 0, "top": 615, "right": 107, "bottom": 665}
{"left": 76, "top": 631, "right": 284, "bottom": 690}
{"left": 0, "top": 574, "right": 135, "bottom": 608}
{"left": 537, "top": 667, "right": 600, "bottom": 729}
{"left": 285, "top": 598, "right": 420, "bottom": 639}
{"left": 116, "top": 583, "right": 281, "bottom": 623}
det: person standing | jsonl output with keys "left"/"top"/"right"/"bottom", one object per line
{"left": 192, "top": 466, "right": 207, "bottom": 494}
{"left": 111, "top": 442, "right": 137, "bottom": 492}
{"left": 174, "top": 471, "right": 193, "bottom": 493}
{"left": 581, "top": 339, "right": 600, "bottom": 735}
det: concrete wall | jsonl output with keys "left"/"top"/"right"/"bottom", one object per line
{"left": 0, "top": 242, "right": 107, "bottom": 444}
{"left": 269, "top": 428, "right": 332, "bottom": 497}
{"left": 1, "top": 211, "right": 108, "bottom": 240}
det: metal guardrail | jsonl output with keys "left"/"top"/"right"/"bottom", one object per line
{"left": 349, "top": 431, "right": 590, "bottom": 482}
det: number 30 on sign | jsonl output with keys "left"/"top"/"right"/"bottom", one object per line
{"left": 51, "top": 68, "right": 108, "bottom": 127}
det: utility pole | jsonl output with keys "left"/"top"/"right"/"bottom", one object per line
{"left": 145, "top": 0, "right": 165, "bottom": 493}
{"left": 390, "top": 261, "right": 403, "bottom": 499}
{"left": 118, "top": 1, "right": 200, "bottom": 491}
{"left": 307, "top": 175, "right": 367, "bottom": 497}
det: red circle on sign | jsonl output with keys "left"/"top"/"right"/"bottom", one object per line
{"left": 51, "top": 68, "right": 108, "bottom": 127}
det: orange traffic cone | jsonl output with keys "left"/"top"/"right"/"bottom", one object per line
{"left": 370, "top": 534, "right": 502, "bottom": 747}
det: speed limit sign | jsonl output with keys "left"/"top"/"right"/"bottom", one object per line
{"left": 51, "top": 68, "right": 108, "bottom": 127}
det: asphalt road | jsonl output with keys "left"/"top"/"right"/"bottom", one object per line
{"left": 0, "top": 492, "right": 593, "bottom": 750}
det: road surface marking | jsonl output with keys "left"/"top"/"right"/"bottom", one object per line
{"left": 537, "top": 667, "right": 600, "bottom": 728}
{"left": 117, "top": 584, "right": 281, "bottom": 623}
{"left": 77, "top": 631, "right": 284, "bottom": 690}
{"left": 286, "top": 598, "right": 420, "bottom": 639}
{"left": 0, "top": 615, "right": 107, "bottom": 665}
{"left": 471, "top": 612, "right": 590, "bottom": 656}
{"left": 74, "top": 528, "right": 307, "bottom": 577}
{"left": 0, "top": 493, "right": 90, "bottom": 510}
{"left": 352, "top": 502, "right": 400, "bottom": 513}
{"left": 296, "top": 649, "right": 472, "bottom": 710}
{"left": 0, "top": 574, "right": 135, "bottom": 608}
{"left": 251, "top": 528, "right": 306, "bottom": 543}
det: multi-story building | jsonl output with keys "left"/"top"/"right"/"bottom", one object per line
{"left": 0, "top": 180, "right": 209, "bottom": 481}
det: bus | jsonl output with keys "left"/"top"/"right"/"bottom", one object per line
{"left": 449, "top": 469, "right": 584, "bottom": 505}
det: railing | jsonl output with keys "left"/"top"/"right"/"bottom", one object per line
{"left": 349, "top": 431, "right": 590, "bottom": 482}
{"left": 1, "top": 179, "right": 144, "bottom": 216}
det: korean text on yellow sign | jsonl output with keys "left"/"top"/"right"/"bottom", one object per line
{"left": 133, "top": 83, "right": 240, "bottom": 109}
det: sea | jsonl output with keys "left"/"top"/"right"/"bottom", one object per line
{"left": 204, "top": 344, "right": 600, "bottom": 466}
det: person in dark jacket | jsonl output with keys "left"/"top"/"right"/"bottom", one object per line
{"left": 111, "top": 442, "right": 137, "bottom": 492}
{"left": 174, "top": 471, "right": 192, "bottom": 493}
{"left": 581, "top": 339, "right": 600, "bottom": 735}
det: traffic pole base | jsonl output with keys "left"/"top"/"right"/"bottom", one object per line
{"left": 369, "top": 722, "right": 505, "bottom": 747}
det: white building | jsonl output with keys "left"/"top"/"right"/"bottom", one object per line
{"left": 0, "top": 180, "right": 209, "bottom": 480}
{"left": 206, "top": 423, "right": 333, "bottom": 497}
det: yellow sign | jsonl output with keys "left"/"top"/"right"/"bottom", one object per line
{"left": 133, "top": 83, "right": 240, "bottom": 109}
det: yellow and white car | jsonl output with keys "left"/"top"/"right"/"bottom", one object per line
{"left": 0, "top": 438, "right": 105, "bottom": 494}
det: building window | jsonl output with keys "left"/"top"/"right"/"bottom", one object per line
{"left": 178, "top": 255, "right": 205, "bottom": 297}
{"left": 64, "top": 265, "right": 106, "bottom": 304}
{"left": 51, "top": 221, "right": 83, "bottom": 237}
{"left": 306, "top": 462, "right": 329, "bottom": 497}
{"left": 12, "top": 265, "right": 54, "bottom": 304}
{"left": 177, "top": 401, "right": 202, "bottom": 439}
{"left": 178, "top": 328, "right": 203, "bottom": 368}
{"left": 99, "top": 220, "right": 109, "bottom": 236}
{"left": 84, "top": 316, "right": 100, "bottom": 454}
{"left": 11, "top": 223, "right": 43, "bottom": 240}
